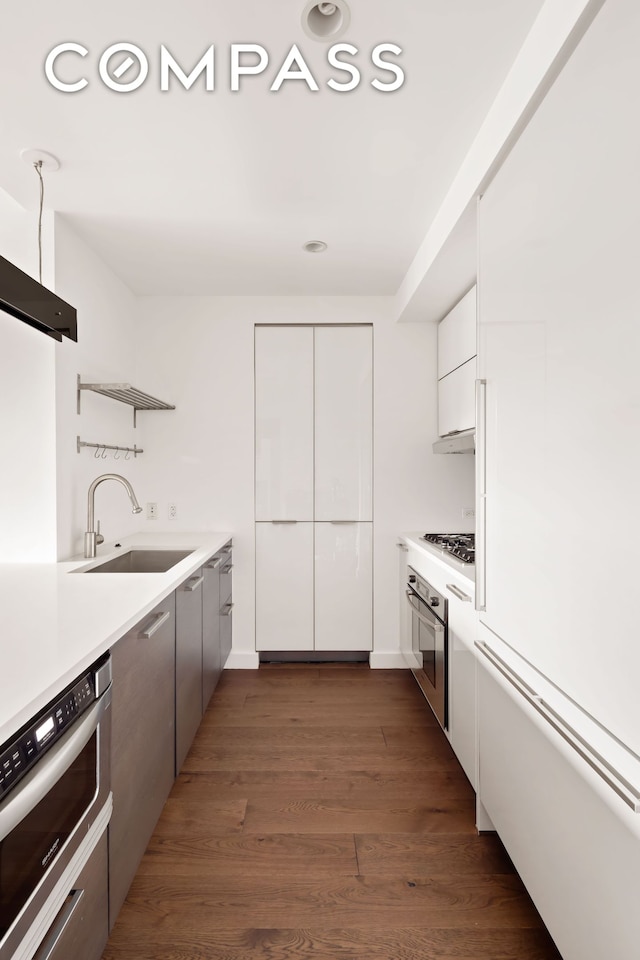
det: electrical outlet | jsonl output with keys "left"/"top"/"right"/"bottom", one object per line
{"left": 168, "top": 503, "right": 177, "bottom": 520}
{"left": 147, "top": 502, "right": 158, "bottom": 520}
{"left": 462, "top": 507, "right": 475, "bottom": 520}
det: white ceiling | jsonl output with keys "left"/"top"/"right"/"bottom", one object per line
{"left": 0, "top": 0, "right": 545, "bottom": 296}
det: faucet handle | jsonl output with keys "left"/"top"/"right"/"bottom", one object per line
{"left": 96, "top": 520, "right": 105, "bottom": 546}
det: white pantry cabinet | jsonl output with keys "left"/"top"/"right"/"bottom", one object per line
{"left": 255, "top": 521, "right": 314, "bottom": 651}
{"left": 314, "top": 326, "right": 373, "bottom": 520}
{"left": 254, "top": 324, "right": 373, "bottom": 653}
{"left": 255, "top": 325, "right": 314, "bottom": 521}
{"left": 315, "top": 522, "right": 372, "bottom": 651}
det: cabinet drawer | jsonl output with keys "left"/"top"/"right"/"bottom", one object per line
{"left": 33, "top": 834, "right": 108, "bottom": 960}
{"left": 220, "top": 598, "right": 233, "bottom": 669}
{"left": 219, "top": 556, "right": 232, "bottom": 606}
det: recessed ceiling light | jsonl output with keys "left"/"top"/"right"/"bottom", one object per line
{"left": 304, "top": 240, "right": 328, "bottom": 253}
{"left": 301, "top": 0, "right": 351, "bottom": 42}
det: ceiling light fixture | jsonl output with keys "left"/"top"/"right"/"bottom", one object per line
{"left": 301, "top": 0, "right": 351, "bottom": 42}
{"left": 304, "top": 240, "right": 328, "bottom": 253}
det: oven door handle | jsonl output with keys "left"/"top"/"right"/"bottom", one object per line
{"left": 406, "top": 590, "right": 439, "bottom": 630}
{"left": 0, "top": 691, "right": 110, "bottom": 842}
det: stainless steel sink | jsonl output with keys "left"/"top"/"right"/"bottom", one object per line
{"left": 79, "top": 549, "right": 194, "bottom": 573}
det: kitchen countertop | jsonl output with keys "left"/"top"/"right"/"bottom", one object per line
{"left": 0, "top": 531, "right": 232, "bottom": 746}
{"left": 401, "top": 532, "right": 475, "bottom": 587}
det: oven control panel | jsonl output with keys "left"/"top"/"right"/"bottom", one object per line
{"left": 0, "top": 672, "right": 96, "bottom": 800}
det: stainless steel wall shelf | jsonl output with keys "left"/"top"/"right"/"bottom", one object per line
{"left": 77, "top": 375, "right": 175, "bottom": 426}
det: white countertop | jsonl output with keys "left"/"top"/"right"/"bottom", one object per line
{"left": 0, "top": 531, "right": 232, "bottom": 746}
{"left": 401, "top": 532, "right": 475, "bottom": 588}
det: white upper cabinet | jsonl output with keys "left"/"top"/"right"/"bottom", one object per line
{"left": 437, "top": 286, "right": 477, "bottom": 379}
{"left": 437, "top": 356, "right": 476, "bottom": 436}
{"left": 314, "top": 326, "right": 373, "bottom": 521}
{"left": 255, "top": 326, "right": 314, "bottom": 520}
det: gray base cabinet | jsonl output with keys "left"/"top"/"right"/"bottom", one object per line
{"left": 202, "top": 542, "right": 232, "bottom": 709}
{"left": 108, "top": 594, "right": 176, "bottom": 926}
{"left": 219, "top": 547, "right": 233, "bottom": 669}
{"left": 202, "top": 557, "right": 221, "bottom": 709}
{"left": 176, "top": 569, "right": 204, "bottom": 772}
{"left": 33, "top": 834, "right": 109, "bottom": 960}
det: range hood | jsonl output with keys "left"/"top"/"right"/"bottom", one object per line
{"left": 432, "top": 428, "right": 475, "bottom": 454}
{"left": 0, "top": 255, "right": 77, "bottom": 342}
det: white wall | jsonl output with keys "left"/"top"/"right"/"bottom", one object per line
{"left": 0, "top": 188, "right": 57, "bottom": 561}
{"left": 53, "top": 216, "right": 145, "bottom": 560}
{"left": 135, "top": 295, "right": 475, "bottom": 666}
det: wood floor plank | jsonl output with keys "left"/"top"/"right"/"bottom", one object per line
{"left": 136, "top": 833, "right": 358, "bottom": 878}
{"left": 181, "top": 743, "right": 460, "bottom": 773}
{"left": 149, "top": 799, "right": 247, "bottom": 835}
{"left": 243, "top": 797, "right": 477, "bottom": 834}
{"left": 355, "top": 833, "right": 517, "bottom": 876}
{"left": 170, "top": 769, "right": 475, "bottom": 802}
{"left": 200, "top": 704, "right": 436, "bottom": 727}
{"left": 108, "top": 874, "right": 550, "bottom": 929}
{"left": 103, "top": 926, "right": 561, "bottom": 960}
{"left": 190, "top": 725, "right": 387, "bottom": 747}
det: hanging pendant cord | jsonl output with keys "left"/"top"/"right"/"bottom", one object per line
{"left": 34, "top": 160, "right": 44, "bottom": 283}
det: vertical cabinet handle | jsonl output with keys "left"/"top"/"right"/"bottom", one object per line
{"left": 475, "top": 378, "right": 487, "bottom": 612}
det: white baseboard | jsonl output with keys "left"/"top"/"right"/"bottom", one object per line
{"left": 369, "top": 651, "right": 408, "bottom": 669}
{"left": 223, "top": 651, "right": 260, "bottom": 669}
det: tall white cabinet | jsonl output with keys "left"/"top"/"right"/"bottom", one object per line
{"left": 255, "top": 324, "right": 373, "bottom": 653}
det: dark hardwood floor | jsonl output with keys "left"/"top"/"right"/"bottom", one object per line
{"left": 102, "top": 664, "right": 561, "bottom": 960}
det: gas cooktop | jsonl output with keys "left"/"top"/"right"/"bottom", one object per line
{"left": 422, "top": 533, "right": 475, "bottom": 564}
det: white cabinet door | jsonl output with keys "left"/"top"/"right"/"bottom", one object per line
{"left": 255, "top": 326, "right": 314, "bottom": 520}
{"left": 314, "top": 326, "right": 372, "bottom": 521}
{"left": 477, "top": 0, "right": 640, "bottom": 753}
{"left": 255, "top": 522, "right": 314, "bottom": 651}
{"left": 437, "top": 356, "right": 476, "bottom": 436}
{"left": 314, "top": 522, "right": 372, "bottom": 651}
{"left": 437, "top": 286, "right": 476, "bottom": 378}
{"left": 446, "top": 580, "right": 477, "bottom": 789}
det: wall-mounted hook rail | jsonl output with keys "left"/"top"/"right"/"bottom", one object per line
{"left": 77, "top": 436, "right": 143, "bottom": 458}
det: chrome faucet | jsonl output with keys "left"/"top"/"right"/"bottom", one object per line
{"left": 85, "top": 474, "right": 143, "bottom": 558}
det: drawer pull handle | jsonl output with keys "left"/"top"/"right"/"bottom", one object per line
{"left": 221, "top": 602, "right": 233, "bottom": 617}
{"left": 446, "top": 583, "right": 472, "bottom": 602}
{"left": 205, "top": 558, "right": 222, "bottom": 569}
{"left": 185, "top": 575, "right": 204, "bottom": 592}
{"left": 140, "top": 611, "right": 170, "bottom": 639}
{"left": 33, "top": 889, "right": 85, "bottom": 960}
{"left": 221, "top": 563, "right": 233, "bottom": 574}
{"left": 476, "top": 640, "right": 640, "bottom": 812}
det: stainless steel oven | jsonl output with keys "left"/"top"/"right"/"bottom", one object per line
{"left": 406, "top": 567, "right": 448, "bottom": 730}
{"left": 0, "top": 655, "right": 112, "bottom": 960}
